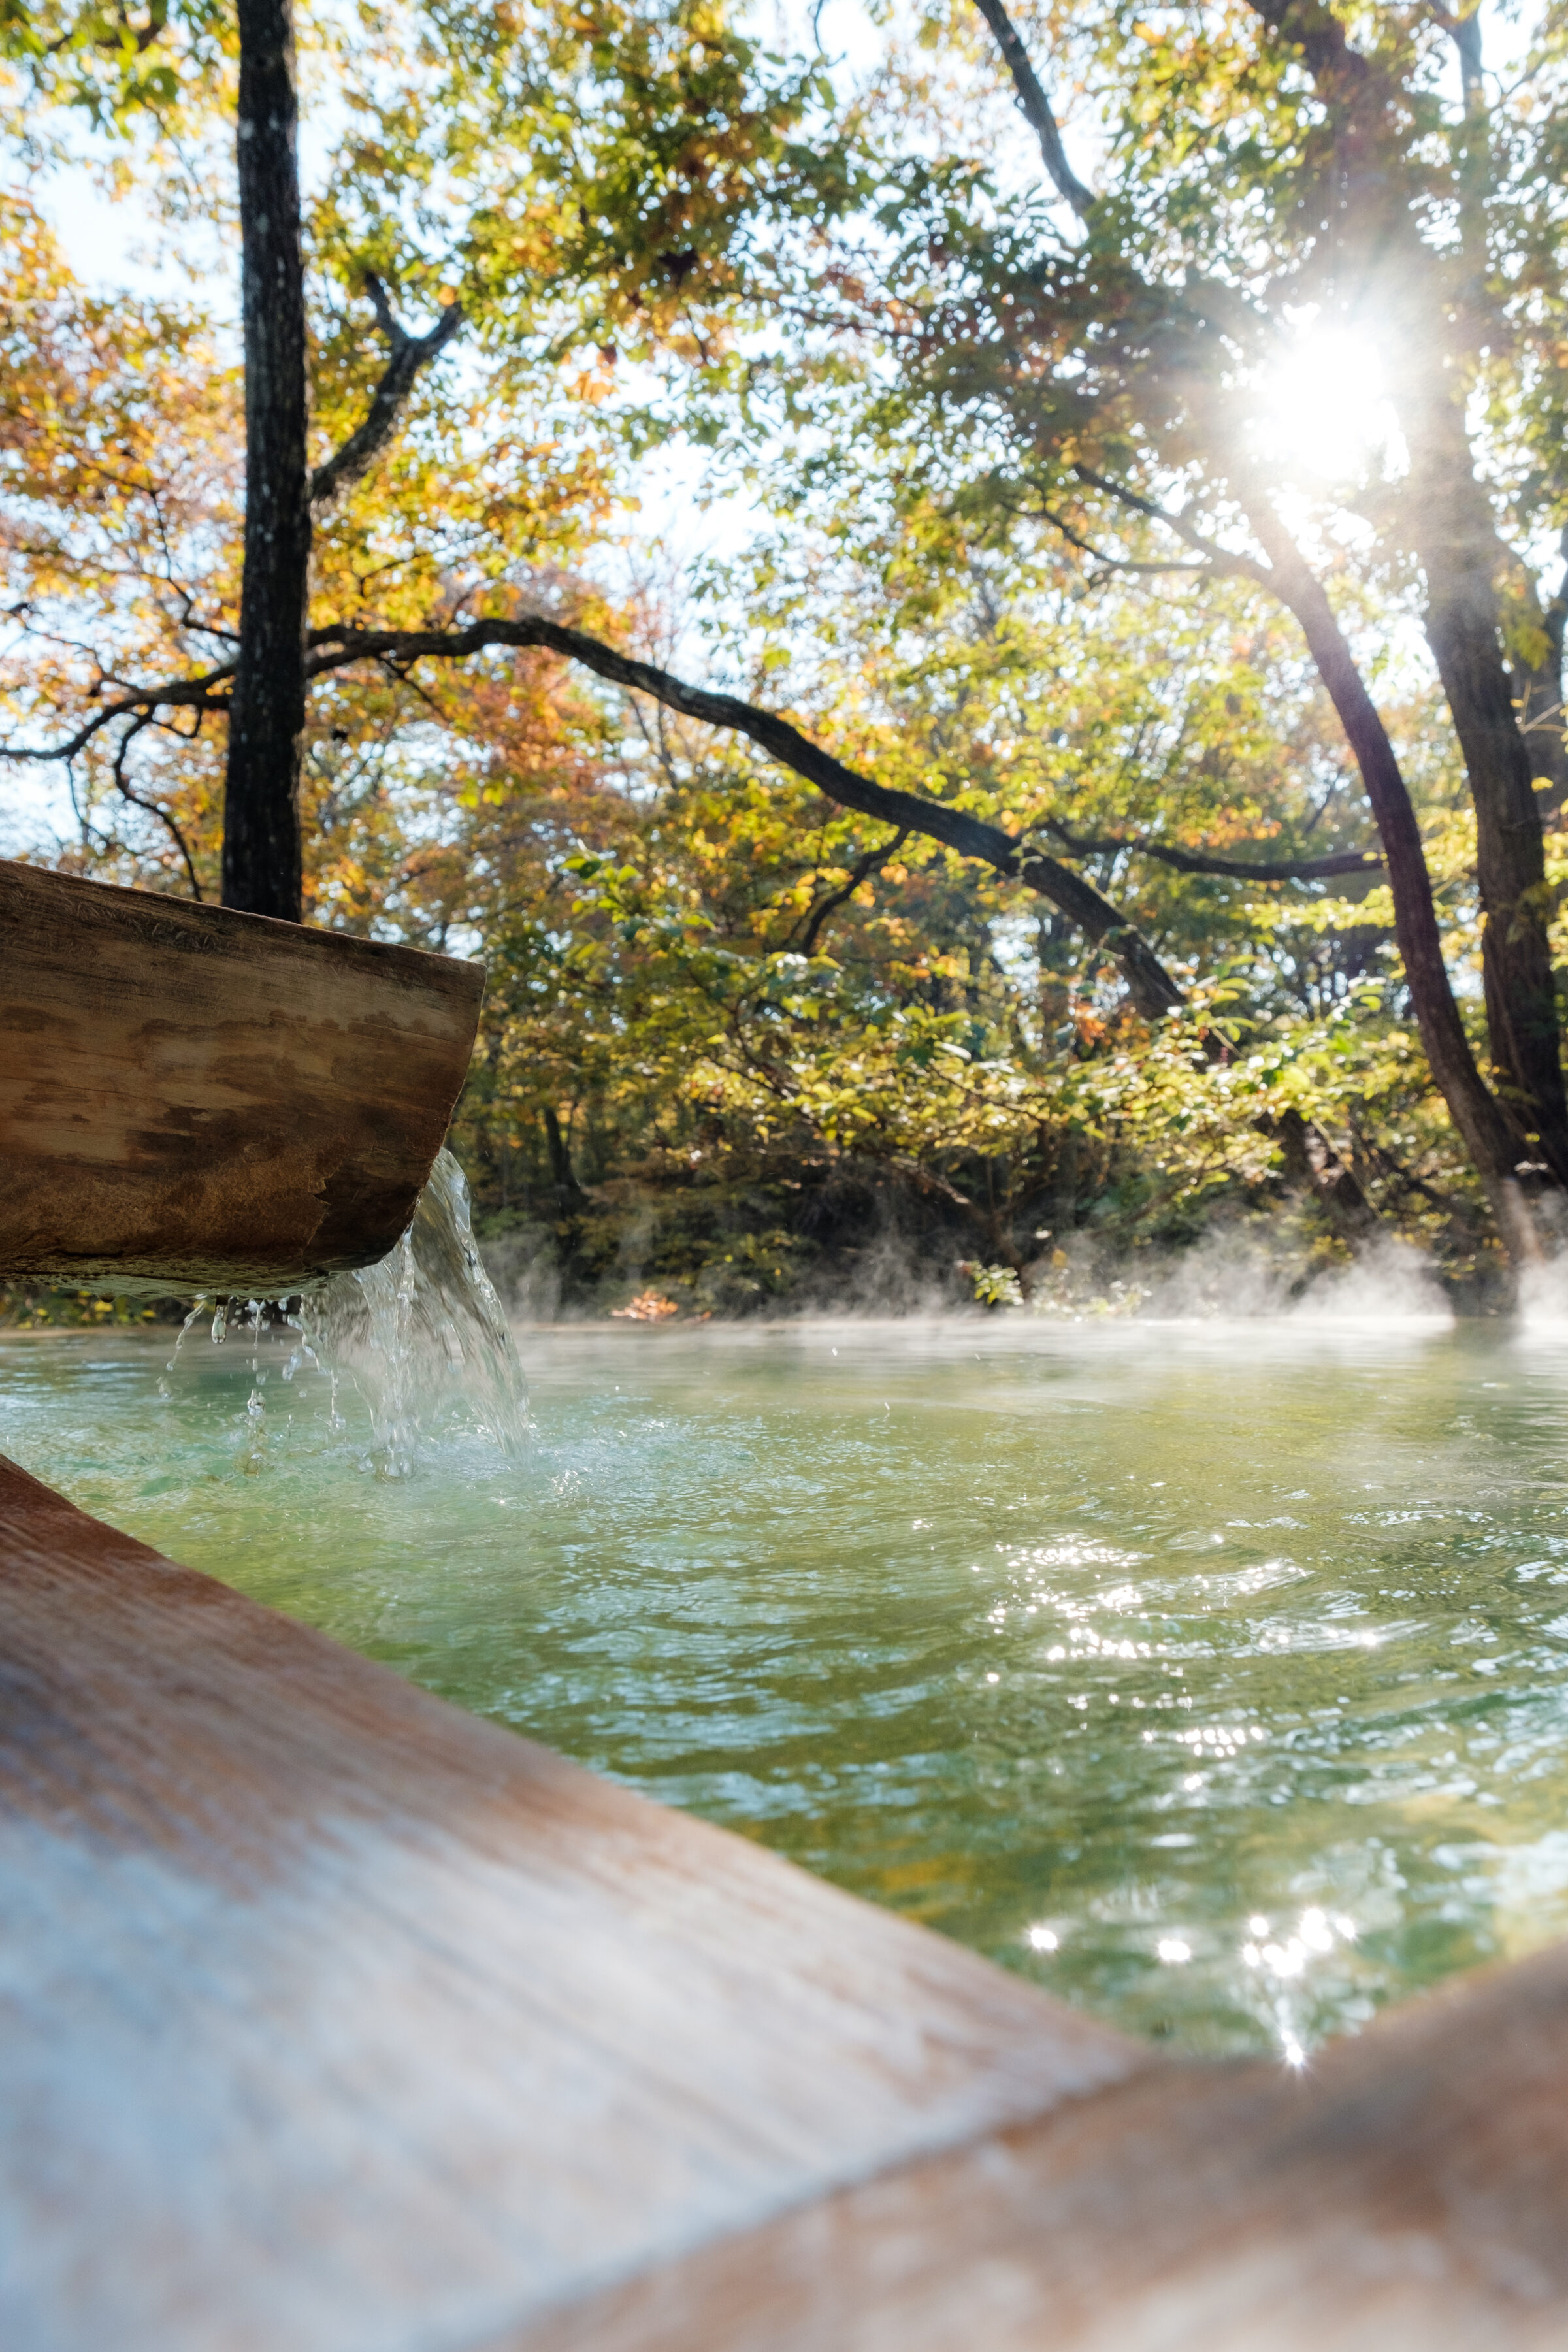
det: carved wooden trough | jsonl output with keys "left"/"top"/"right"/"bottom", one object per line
{"left": 0, "top": 860, "right": 483, "bottom": 1296}
{"left": 3, "top": 865, "right": 1567, "bottom": 2348}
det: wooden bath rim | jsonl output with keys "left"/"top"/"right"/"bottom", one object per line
{"left": 4, "top": 1444, "right": 1568, "bottom": 2352}
{"left": 0, "top": 860, "right": 484, "bottom": 1296}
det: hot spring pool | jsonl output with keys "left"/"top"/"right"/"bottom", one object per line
{"left": 7, "top": 1315, "right": 1568, "bottom": 2059}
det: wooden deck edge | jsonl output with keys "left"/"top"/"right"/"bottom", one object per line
{"left": 8, "top": 1445, "right": 1568, "bottom": 2349}
{"left": 506, "top": 1934, "right": 1568, "bottom": 2352}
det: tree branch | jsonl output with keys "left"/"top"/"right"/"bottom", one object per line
{"left": 971, "top": 0, "right": 1094, "bottom": 216}
{"left": 0, "top": 609, "right": 1190, "bottom": 1019}
{"left": 1045, "top": 818, "right": 1384, "bottom": 882}
{"left": 304, "top": 615, "right": 1188, "bottom": 1017}
{"left": 309, "top": 276, "right": 464, "bottom": 509}
{"left": 109, "top": 713, "right": 204, "bottom": 900}
{"left": 797, "top": 828, "right": 909, "bottom": 953}
{"left": 1037, "top": 501, "right": 1217, "bottom": 576}
{"left": 0, "top": 666, "right": 235, "bottom": 764}
{"left": 1245, "top": 0, "right": 1380, "bottom": 113}
{"left": 1071, "top": 465, "right": 1271, "bottom": 582}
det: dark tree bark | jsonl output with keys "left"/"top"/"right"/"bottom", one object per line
{"left": 309, "top": 277, "right": 465, "bottom": 508}
{"left": 1266, "top": 1109, "right": 1381, "bottom": 1243}
{"left": 970, "top": 0, "right": 1093, "bottom": 214}
{"left": 797, "top": 829, "right": 909, "bottom": 954}
{"left": 1430, "top": 599, "right": 1563, "bottom": 1177}
{"left": 970, "top": 0, "right": 1558, "bottom": 1262}
{"left": 1397, "top": 398, "right": 1568, "bottom": 1185}
{"left": 9, "top": 606, "right": 1195, "bottom": 1018}
{"left": 543, "top": 1106, "right": 588, "bottom": 1209}
{"left": 302, "top": 614, "right": 1188, "bottom": 1019}
{"left": 1045, "top": 1126, "right": 1079, "bottom": 1239}
{"left": 1246, "top": 511, "right": 1543, "bottom": 1261}
{"left": 1045, "top": 821, "right": 1382, "bottom": 884}
{"left": 223, "top": 0, "right": 310, "bottom": 923}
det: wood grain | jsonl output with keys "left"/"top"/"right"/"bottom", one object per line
{"left": 0, "top": 1451, "right": 1145, "bottom": 2352}
{"left": 0, "top": 862, "right": 483, "bottom": 1294}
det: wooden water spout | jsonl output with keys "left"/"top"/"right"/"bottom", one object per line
{"left": 0, "top": 861, "right": 483, "bottom": 1296}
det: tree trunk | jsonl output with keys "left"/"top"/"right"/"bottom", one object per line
{"left": 1046, "top": 1128, "right": 1078, "bottom": 1242}
{"left": 1266, "top": 1109, "right": 1380, "bottom": 1244}
{"left": 544, "top": 1106, "right": 587, "bottom": 1209}
{"left": 1227, "top": 0, "right": 1565, "bottom": 1250}
{"left": 1246, "top": 509, "right": 1542, "bottom": 1264}
{"left": 1241, "top": 0, "right": 1568, "bottom": 1184}
{"left": 1394, "top": 10, "right": 1568, "bottom": 1174}
{"left": 222, "top": 0, "right": 309, "bottom": 923}
{"left": 1403, "top": 413, "right": 1568, "bottom": 1183}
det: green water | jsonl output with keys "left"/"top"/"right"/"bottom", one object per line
{"left": 7, "top": 1315, "right": 1568, "bottom": 2059}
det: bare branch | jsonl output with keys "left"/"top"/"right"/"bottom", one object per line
{"left": 108, "top": 714, "right": 204, "bottom": 900}
{"left": 0, "top": 606, "right": 1193, "bottom": 1017}
{"left": 1071, "top": 465, "right": 1271, "bottom": 581}
{"left": 1038, "top": 501, "right": 1218, "bottom": 576}
{"left": 971, "top": 0, "right": 1094, "bottom": 216}
{"left": 310, "top": 276, "right": 465, "bottom": 509}
{"left": 363, "top": 273, "right": 406, "bottom": 348}
{"left": 1045, "top": 818, "right": 1384, "bottom": 883}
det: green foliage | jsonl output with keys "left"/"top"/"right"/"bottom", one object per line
{"left": 0, "top": 0, "right": 233, "bottom": 139}
{"left": 963, "top": 1260, "right": 1023, "bottom": 1309}
{"left": 0, "top": 1284, "right": 165, "bottom": 1326}
{"left": 5, "top": 0, "right": 1561, "bottom": 1307}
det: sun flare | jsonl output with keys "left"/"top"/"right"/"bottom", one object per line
{"left": 1250, "top": 324, "right": 1402, "bottom": 484}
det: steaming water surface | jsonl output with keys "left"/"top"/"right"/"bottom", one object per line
{"left": 7, "top": 1315, "right": 1568, "bottom": 2059}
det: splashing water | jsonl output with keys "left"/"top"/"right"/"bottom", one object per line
{"left": 314, "top": 1148, "right": 528, "bottom": 1474}
{"left": 280, "top": 1298, "right": 344, "bottom": 1431}
{"left": 155, "top": 1148, "right": 527, "bottom": 1476}
{"left": 155, "top": 1296, "right": 210, "bottom": 1401}
{"left": 330, "top": 1228, "right": 420, "bottom": 1478}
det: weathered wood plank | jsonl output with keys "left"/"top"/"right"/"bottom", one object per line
{"left": 0, "top": 862, "right": 482, "bottom": 1294}
{"left": 515, "top": 1932, "right": 1568, "bottom": 2351}
{"left": 0, "top": 1452, "right": 1147, "bottom": 2352}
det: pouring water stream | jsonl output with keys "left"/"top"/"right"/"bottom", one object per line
{"left": 157, "top": 1147, "right": 528, "bottom": 1475}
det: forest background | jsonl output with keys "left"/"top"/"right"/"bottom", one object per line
{"left": 6, "top": 0, "right": 1568, "bottom": 1322}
